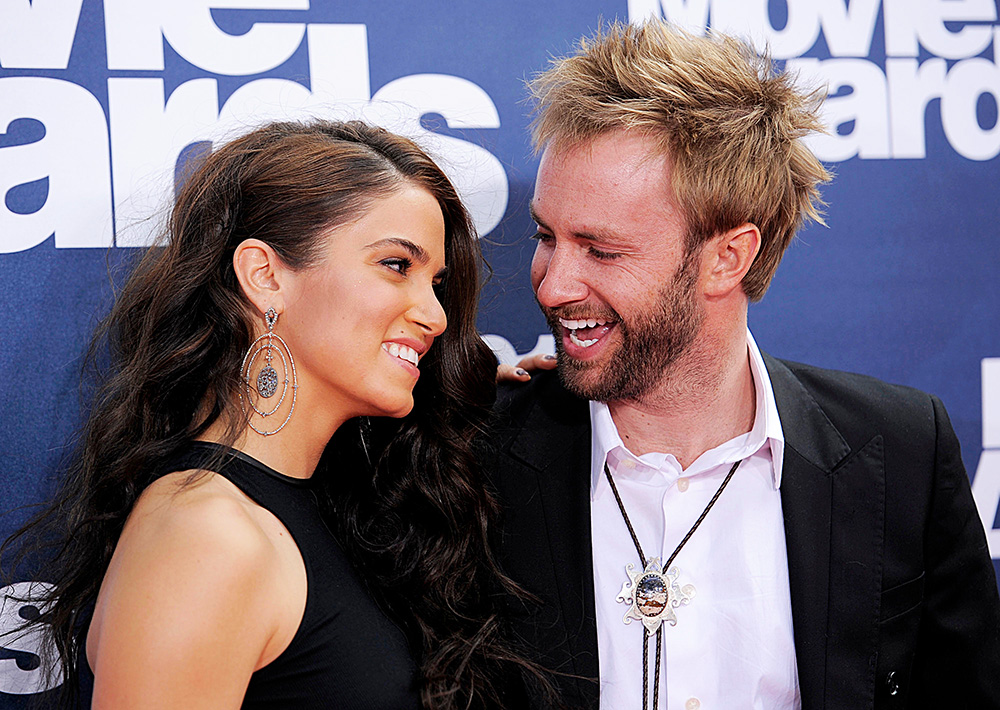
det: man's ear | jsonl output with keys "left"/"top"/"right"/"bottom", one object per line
{"left": 701, "top": 223, "right": 761, "bottom": 298}
{"left": 233, "top": 239, "right": 288, "bottom": 317}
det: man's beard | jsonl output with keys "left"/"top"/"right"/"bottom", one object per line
{"left": 542, "top": 251, "right": 703, "bottom": 403}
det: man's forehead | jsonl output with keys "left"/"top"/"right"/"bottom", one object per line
{"left": 531, "top": 200, "right": 687, "bottom": 259}
{"left": 540, "top": 131, "right": 672, "bottom": 177}
{"left": 536, "top": 135, "right": 673, "bottom": 213}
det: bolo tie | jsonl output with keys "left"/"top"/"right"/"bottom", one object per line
{"left": 605, "top": 458, "right": 743, "bottom": 710}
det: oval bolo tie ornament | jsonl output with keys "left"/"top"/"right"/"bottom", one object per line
{"left": 617, "top": 558, "right": 695, "bottom": 632}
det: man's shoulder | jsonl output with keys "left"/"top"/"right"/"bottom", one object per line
{"left": 766, "top": 354, "right": 943, "bottom": 437}
{"left": 490, "top": 370, "right": 590, "bottom": 445}
{"left": 495, "top": 369, "right": 588, "bottom": 419}
{"left": 769, "top": 355, "right": 937, "bottom": 404}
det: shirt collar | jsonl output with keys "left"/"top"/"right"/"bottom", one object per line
{"left": 590, "top": 328, "right": 785, "bottom": 497}
{"left": 747, "top": 328, "right": 784, "bottom": 485}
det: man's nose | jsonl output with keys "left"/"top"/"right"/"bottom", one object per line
{"left": 532, "top": 242, "right": 589, "bottom": 308}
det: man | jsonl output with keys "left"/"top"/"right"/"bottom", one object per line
{"left": 488, "top": 20, "right": 1000, "bottom": 710}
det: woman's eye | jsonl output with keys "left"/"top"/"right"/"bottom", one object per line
{"left": 381, "top": 257, "right": 412, "bottom": 275}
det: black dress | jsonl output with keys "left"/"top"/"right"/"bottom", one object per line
{"left": 160, "top": 442, "right": 420, "bottom": 709}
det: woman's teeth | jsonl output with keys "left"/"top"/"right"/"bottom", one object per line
{"left": 382, "top": 342, "right": 420, "bottom": 366}
{"left": 559, "top": 317, "right": 608, "bottom": 348}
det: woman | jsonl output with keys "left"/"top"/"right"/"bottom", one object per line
{"left": 5, "top": 120, "right": 537, "bottom": 708}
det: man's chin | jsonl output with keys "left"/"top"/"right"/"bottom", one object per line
{"left": 556, "top": 357, "right": 613, "bottom": 401}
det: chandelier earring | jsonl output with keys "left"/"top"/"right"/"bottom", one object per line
{"left": 240, "top": 307, "right": 298, "bottom": 436}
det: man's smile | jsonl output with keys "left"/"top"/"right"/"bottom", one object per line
{"left": 557, "top": 316, "right": 617, "bottom": 350}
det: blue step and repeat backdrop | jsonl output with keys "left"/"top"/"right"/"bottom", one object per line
{"left": 1, "top": 0, "right": 999, "bottom": 701}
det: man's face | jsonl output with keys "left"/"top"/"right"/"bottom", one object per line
{"left": 529, "top": 131, "right": 704, "bottom": 403}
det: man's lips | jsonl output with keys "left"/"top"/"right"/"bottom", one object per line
{"left": 557, "top": 316, "right": 616, "bottom": 349}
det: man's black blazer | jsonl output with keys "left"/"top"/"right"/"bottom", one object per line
{"left": 487, "top": 355, "right": 1000, "bottom": 709}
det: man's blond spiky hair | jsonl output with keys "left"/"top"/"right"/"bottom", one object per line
{"left": 529, "top": 20, "right": 831, "bottom": 301}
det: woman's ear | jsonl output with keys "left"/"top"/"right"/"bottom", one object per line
{"left": 233, "top": 239, "right": 288, "bottom": 317}
{"left": 701, "top": 222, "right": 761, "bottom": 298}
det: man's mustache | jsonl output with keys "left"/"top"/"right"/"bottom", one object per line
{"left": 537, "top": 303, "right": 621, "bottom": 327}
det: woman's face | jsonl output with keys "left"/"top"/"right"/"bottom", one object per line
{"left": 278, "top": 184, "right": 448, "bottom": 424}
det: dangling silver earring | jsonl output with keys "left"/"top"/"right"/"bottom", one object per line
{"left": 241, "top": 307, "right": 298, "bottom": 436}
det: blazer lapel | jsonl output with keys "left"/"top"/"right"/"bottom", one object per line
{"left": 506, "top": 375, "right": 600, "bottom": 702}
{"left": 765, "top": 355, "right": 886, "bottom": 709}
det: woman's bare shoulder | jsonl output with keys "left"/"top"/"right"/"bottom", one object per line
{"left": 86, "top": 470, "right": 292, "bottom": 709}
{"left": 130, "top": 469, "right": 274, "bottom": 544}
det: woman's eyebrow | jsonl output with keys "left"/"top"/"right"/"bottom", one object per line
{"left": 364, "top": 237, "right": 430, "bottom": 264}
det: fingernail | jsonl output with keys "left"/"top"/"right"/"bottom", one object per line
{"left": 543, "top": 354, "right": 557, "bottom": 361}
{"left": 515, "top": 368, "right": 529, "bottom": 376}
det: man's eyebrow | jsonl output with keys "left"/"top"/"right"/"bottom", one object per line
{"left": 529, "top": 202, "right": 617, "bottom": 244}
{"left": 365, "top": 237, "right": 430, "bottom": 264}
{"left": 528, "top": 202, "right": 549, "bottom": 232}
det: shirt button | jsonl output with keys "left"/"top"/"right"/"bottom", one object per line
{"left": 677, "top": 477, "right": 690, "bottom": 492}
{"left": 685, "top": 698, "right": 700, "bottom": 710}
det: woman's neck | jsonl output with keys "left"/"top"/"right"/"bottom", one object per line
{"left": 197, "top": 404, "right": 346, "bottom": 480}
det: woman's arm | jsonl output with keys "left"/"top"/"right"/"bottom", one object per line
{"left": 87, "top": 473, "right": 301, "bottom": 709}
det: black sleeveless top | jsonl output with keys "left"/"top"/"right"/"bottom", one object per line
{"left": 161, "top": 442, "right": 420, "bottom": 709}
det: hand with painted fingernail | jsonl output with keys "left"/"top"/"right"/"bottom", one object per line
{"left": 496, "top": 353, "right": 558, "bottom": 383}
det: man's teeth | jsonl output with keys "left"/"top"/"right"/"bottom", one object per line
{"left": 558, "top": 317, "right": 609, "bottom": 330}
{"left": 568, "top": 330, "right": 599, "bottom": 348}
{"left": 382, "top": 342, "right": 420, "bottom": 366}
{"left": 559, "top": 317, "right": 608, "bottom": 348}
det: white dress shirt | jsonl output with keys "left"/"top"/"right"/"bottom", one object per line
{"left": 590, "top": 331, "right": 800, "bottom": 710}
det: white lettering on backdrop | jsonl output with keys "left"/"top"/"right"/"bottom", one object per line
{"left": 0, "top": 582, "right": 63, "bottom": 694}
{"left": 973, "top": 358, "right": 1000, "bottom": 559}
{"left": 629, "top": 0, "right": 1000, "bottom": 161}
{"left": 0, "top": 1, "right": 507, "bottom": 253}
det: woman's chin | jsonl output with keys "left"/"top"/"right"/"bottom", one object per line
{"left": 368, "top": 394, "right": 415, "bottom": 420}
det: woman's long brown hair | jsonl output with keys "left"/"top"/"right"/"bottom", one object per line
{"left": 3, "top": 120, "right": 546, "bottom": 708}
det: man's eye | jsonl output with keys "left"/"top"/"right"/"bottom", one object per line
{"left": 588, "top": 246, "right": 622, "bottom": 260}
{"left": 530, "top": 232, "right": 554, "bottom": 244}
{"left": 381, "top": 257, "right": 413, "bottom": 274}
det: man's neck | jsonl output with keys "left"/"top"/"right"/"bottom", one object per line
{"left": 606, "top": 328, "right": 756, "bottom": 469}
